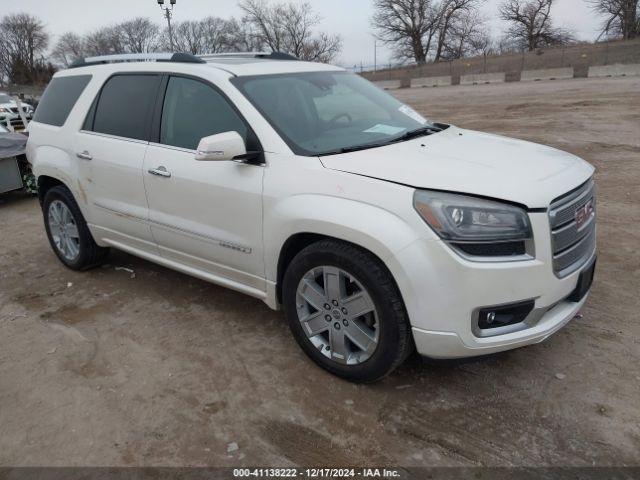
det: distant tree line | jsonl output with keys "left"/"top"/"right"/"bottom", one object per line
{"left": 50, "top": 1, "right": 341, "bottom": 68}
{"left": 372, "top": 0, "right": 638, "bottom": 65}
{"left": 0, "top": 0, "right": 637, "bottom": 85}
{"left": 0, "top": 0, "right": 341, "bottom": 84}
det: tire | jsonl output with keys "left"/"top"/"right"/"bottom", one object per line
{"left": 282, "top": 239, "right": 413, "bottom": 382}
{"left": 42, "top": 185, "right": 109, "bottom": 270}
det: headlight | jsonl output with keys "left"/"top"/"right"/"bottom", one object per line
{"left": 413, "top": 190, "right": 532, "bottom": 257}
{"left": 0, "top": 107, "right": 9, "bottom": 113}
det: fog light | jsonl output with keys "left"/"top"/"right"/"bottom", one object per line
{"left": 477, "top": 300, "right": 535, "bottom": 330}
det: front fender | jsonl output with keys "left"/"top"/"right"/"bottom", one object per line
{"left": 264, "top": 194, "right": 422, "bottom": 282}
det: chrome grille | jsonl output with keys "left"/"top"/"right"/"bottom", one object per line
{"left": 549, "top": 179, "right": 596, "bottom": 277}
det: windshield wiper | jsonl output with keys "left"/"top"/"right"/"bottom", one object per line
{"left": 318, "top": 141, "right": 393, "bottom": 156}
{"left": 317, "top": 125, "right": 443, "bottom": 156}
{"left": 391, "top": 125, "right": 442, "bottom": 143}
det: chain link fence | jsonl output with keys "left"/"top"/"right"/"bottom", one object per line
{"left": 359, "top": 38, "right": 640, "bottom": 83}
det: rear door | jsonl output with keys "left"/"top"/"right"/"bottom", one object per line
{"left": 74, "top": 73, "right": 162, "bottom": 253}
{"left": 143, "top": 75, "right": 265, "bottom": 292}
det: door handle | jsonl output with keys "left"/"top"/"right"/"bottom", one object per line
{"left": 148, "top": 166, "right": 171, "bottom": 178}
{"left": 76, "top": 151, "right": 92, "bottom": 161}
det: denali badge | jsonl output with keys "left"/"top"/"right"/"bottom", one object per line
{"left": 575, "top": 199, "right": 594, "bottom": 229}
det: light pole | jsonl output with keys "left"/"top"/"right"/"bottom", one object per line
{"left": 370, "top": 34, "right": 379, "bottom": 72}
{"left": 157, "top": 0, "right": 176, "bottom": 52}
{"left": 374, "top": 40, "right": 378, "bottom": 72}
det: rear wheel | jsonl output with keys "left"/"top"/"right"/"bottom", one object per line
{"left": 43, "top": 185, "right": 109, "bottom": 270}
{"left": 283, "top": 240, "right": 413, "bottom": 382}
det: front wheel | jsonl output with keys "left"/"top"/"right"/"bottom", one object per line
{"left": 282, "top": 240, "right": 413, "bottom": 382}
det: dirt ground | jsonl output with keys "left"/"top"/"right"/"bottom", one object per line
{"left": 1, "top": 77, "right": 639, "bottom": 468}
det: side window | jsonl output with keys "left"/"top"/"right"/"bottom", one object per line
{"left": 160, "top": 76, "right": 247, "bottom": 151}
{"left": 91, "top": 74, "right": 160, "bottom": 141}
{"left": 33, "top": 75, "right": 92, "bottom": 127}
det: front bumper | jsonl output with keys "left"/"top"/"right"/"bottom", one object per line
{"left": 412, "top": 292, "right": 588, "bottom": 358}
{"left": 387, "top": 212, "right": 595, "bottom": 359}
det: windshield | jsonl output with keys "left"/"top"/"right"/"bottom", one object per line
{"left": 0, "top": 94, "right": 12, "bottom": 103}
{"left": 232, "top": 71, "right": 440, "bottom": 156}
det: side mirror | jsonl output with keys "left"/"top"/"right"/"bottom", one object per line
{"left": 195, "top": 131, "right": 246, "bottom": 161}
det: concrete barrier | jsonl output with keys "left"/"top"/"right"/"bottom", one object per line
{"left": 373, "top": 79, "right": 402, "bottom": 90}
{"left": 588, "top": 63, "right": 640, "bottom": 77}
{"left": 460, "top": 72, "right": 505, "bottom": 85}
{"left": 521, "top": 67, "right": 574, "bottom": 81}
{"left": 411, "top": 75, "right": 452, "bottom": 88}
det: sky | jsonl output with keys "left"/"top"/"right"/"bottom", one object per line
{"left": 0, "top": 0, "right": 604, "bottom": 68}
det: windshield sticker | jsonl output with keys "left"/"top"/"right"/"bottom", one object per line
{"left": 363, "top": 124, "right": 407, "bottom": 135}
{"left": 399, "top": 105, "right": 427, "bottom": 125}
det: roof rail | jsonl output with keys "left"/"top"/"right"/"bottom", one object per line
{"left": 199, "top": 51, "right": 299, "bottom": 62}
{"left": 69, "top": 52, "right": 206, "bottom": 69}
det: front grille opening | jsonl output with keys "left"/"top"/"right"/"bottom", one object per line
{"left": 549, "top": 179, "right": 596, "bottom": 277}
{"left": 478, "top": 300, "right": 535, "bottom": 330}
{"left": 453, "top": 241, "right": 526, "bottom": 257}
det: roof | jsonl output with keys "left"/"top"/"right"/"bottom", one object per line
{"left": 65, "top": 52, "right": 344, "bottom": 78}
{"left": 204, "top": 58, "right": 343, "bottom": 76}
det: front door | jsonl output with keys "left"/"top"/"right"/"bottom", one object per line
{"left": 143, "top": 75, "right": 265, "bottom": 292}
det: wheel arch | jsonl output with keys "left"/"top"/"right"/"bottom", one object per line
{"left": 267, "top": 195, "right": 421, "bottom": 306}
{"left": 275, "top": 232, "right": 408, "bottom": 307}
{"left": 37, "top": 175, "right": 65, "bottom": 205}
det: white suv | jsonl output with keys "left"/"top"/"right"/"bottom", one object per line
{"left": 27, "top": 52, "right": 596, "bottom": 382}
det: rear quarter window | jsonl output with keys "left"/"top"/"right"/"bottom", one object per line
{"left": 33, "top": 75, "right": 92, "bottom": 127}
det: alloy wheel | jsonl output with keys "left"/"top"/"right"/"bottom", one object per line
{"left": 295, "top": 266, "right": 379, "bottom": 365}
{"left": 48, "top": 200, "right": 80, "bottom": 261}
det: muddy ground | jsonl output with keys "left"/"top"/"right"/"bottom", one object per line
{"left": 1, "top": 77, "right": 639, "bottom": 467}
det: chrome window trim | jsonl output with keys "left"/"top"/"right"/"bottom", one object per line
{"left": 79, "top": 129, "right": 149, "bottom": 145}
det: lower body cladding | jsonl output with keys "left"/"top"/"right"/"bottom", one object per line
{"left": 388, "top": 212, "right": 596, "bottom": 359}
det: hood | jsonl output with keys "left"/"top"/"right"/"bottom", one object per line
{"left": 319, "top": 126, "right": 594, "bottom": 208}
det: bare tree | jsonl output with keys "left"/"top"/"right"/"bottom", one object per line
{"left": 0, "top": 13, "right": 49, "bottom": 81}
{"left": 168, "top": 17, "right": 238, "bottom": 54}
{"left": 226, "top": 18, "right": 266, "bottom": 51}
{"left": 0, "top": 36, "right": 12, "bottom": 84}
{"left": 84, "top": 26, "right": 126, "bottom": 56}
{"left": 118, "top": 17, "right": 161, "bottom": 53}
{"left": 240, "top": 0, "right": 342, "bottom": 62}
{"left": 499, "top": 0, "right": 574, "bottom": 51}
{"left": 441, "top": 10, "right": 490, "bottom": 59}
{"left": 51, "top": 32, "right": 86, "bottom": 67}
{"left": 434, "top": 0, "right": 482, "bottom": 61}
{"left": 589, "top": 0, "right": 639, "bottom": 39}
{"left": 199, "top": 17, "right": 236, "bottom": 53}
{"left": 372, "top": 0, "right": 442, "bottom": 64}
{"left": 168, "top": 21, "right": 201, "bottom": 54}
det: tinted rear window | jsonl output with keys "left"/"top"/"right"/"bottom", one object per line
{"left": 33, "top": 75, "right": 92, "bottom": 127}
{"left": 91, "top": 74, "right": 161, "bottom": 141}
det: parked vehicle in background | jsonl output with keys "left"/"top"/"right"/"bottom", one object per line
{"left": 0, "top": 92, "right": 34, "bottom": 131}
{"left": 26, "top": 52, "right": 596, "bottom": 382}
{"left": 0, "top": 110, "right": 19, "bottom": 130}
{"left": 0, "top": 123, "right": 30, "bottom": 194}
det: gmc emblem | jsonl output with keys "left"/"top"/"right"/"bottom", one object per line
{"left": 575, "top": 199, "right": 594, "bottom": 229}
